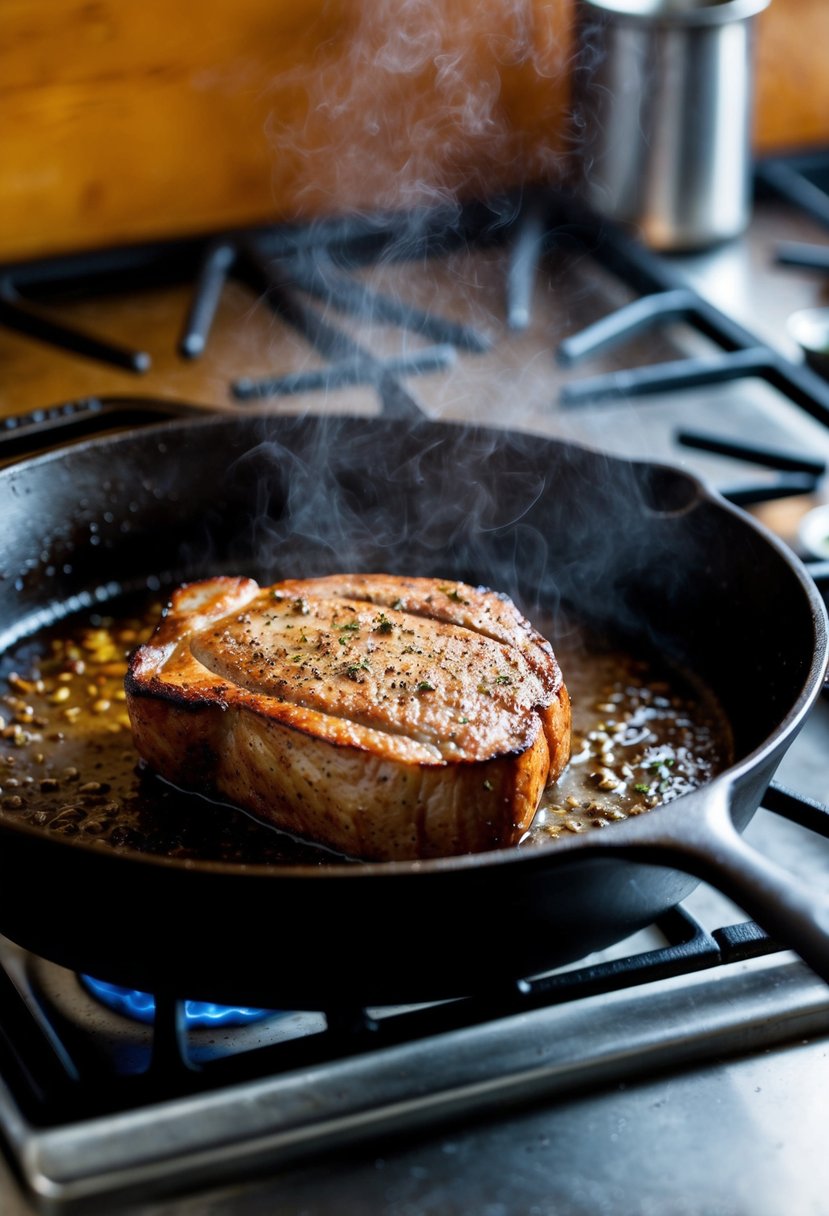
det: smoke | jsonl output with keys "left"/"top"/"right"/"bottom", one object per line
{"left": 218, "top": 413, "right": 705, "bottom": 669}
{"left": 265, "top": 0, "right": 572, "bottom": 220}
{"left": 221, "top": 414, "right": 573, "bottom": 627}
{"left": 216, "top": 0, "right": 698, "bottom": 645}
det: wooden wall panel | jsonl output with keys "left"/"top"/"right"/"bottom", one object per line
{"left": 0, "top": 0, "right": 573, "bottom": 263}
{"left": 1, "top": 0, "right": 825, "bottom": 265}
{"left": 754, "top": 0, "right": 829, "bottom": 154}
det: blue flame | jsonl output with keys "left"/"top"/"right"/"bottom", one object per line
{"left": 81, "top": 976, "right": 274, "bottom": 1027}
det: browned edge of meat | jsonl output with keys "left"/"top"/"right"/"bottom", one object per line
{"left": 125, "top": 574, "right": 571, "bottom": 861}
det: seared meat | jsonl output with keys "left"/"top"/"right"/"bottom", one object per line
{"left": 125, "top": 574, "right": 570, "bottom": 860}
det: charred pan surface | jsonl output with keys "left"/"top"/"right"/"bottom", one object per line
{"left": 125, "top": 574, "right": 571, "bottom": 860}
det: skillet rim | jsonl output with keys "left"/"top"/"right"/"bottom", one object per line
{"left": 0, "top": 410, "right": 825, "bottom": 880}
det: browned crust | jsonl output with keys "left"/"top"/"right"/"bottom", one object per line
{"left": 125, "top": 575, "right": 571, "bottom": 860}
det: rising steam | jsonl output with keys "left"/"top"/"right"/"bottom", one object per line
{"left": 266, "top": 0, "right": 572, "bottom": 218}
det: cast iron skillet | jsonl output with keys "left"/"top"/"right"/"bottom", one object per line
{"left": 0, "top": 412, "right": 827, "bottom": 1008}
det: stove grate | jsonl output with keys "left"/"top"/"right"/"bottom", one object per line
{"left": 551, "top": 196, "right": 829, "bottom": 432}
{"left": 757, "top": 150, "right": 829, "bottom": 230}
{"left": 0, "top": 783, "right": 823, "bottom": 1133}
{"left": 0, "top": 277, "right": 150, "bottom": 375}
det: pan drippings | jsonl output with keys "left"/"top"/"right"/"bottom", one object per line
{"left": 524, "top": 642, "right": 730, "bottom": 845}
{"left": 0, "top": 594, "right": 732, "bottom": 864}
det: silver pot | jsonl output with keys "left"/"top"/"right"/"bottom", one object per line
{"left": 570, "top": 0, "right": 771, "bottom": 251}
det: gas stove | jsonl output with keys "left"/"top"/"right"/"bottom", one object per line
{"left": 0, "top": 158, "right": 828, "bottom": 1215}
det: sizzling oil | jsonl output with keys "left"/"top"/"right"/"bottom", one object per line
{"left": 0, "top": 595, "right": 732, "bottom": 863}
{"left": 524, "top": 640, "right": 730, "bottom": 844}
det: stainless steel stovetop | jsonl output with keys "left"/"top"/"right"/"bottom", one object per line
{"left": 0, "top": 163, "right": 828, "bottom": 1215}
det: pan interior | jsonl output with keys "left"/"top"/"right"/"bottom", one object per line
{"left": 0, "top": 586, "right": 733, "bottom": 865}
{"left": 0, "top": 416, "right": 820, "bottom": 870}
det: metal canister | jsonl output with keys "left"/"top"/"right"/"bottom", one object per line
{"left": 570, "top": 0, "right": 771, "bottom": 251}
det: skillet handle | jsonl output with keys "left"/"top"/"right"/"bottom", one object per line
{"left": 0, "top": 397, "right": 204, "bottom": 464}
{"left": 603, "top": 783, "right": 829, "bottom": 985}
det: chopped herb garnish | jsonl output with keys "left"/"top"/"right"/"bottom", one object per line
{"left": 339, "top": 620, "right": 360, "bottom": 632}
{"left": 439, "top": 584, "right": 466, "bottom": 603}
{"left": 416, "top": 681, "right": 435, "bottom": 692}
{"left": 633, "top": 783, "right": 651, "bottom": 794}
{"left": 458, "top": 716, "right": 469, "bottom": 725}
{"left": 494, "top": 674, "right": 511, "bottom": 685}
{"left": 291, "top": 654, "right": 303, "bottom": 663}
{"left": 374, "top": 613, "right": 394, "bottom": 635}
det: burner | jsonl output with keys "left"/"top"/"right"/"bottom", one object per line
{"left": 80, "top": 975, "right": 274, "bottom": 1027}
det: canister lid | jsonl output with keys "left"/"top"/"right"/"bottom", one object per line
{"left": 579, "top": 0, "right": 770, "bottom": 25}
